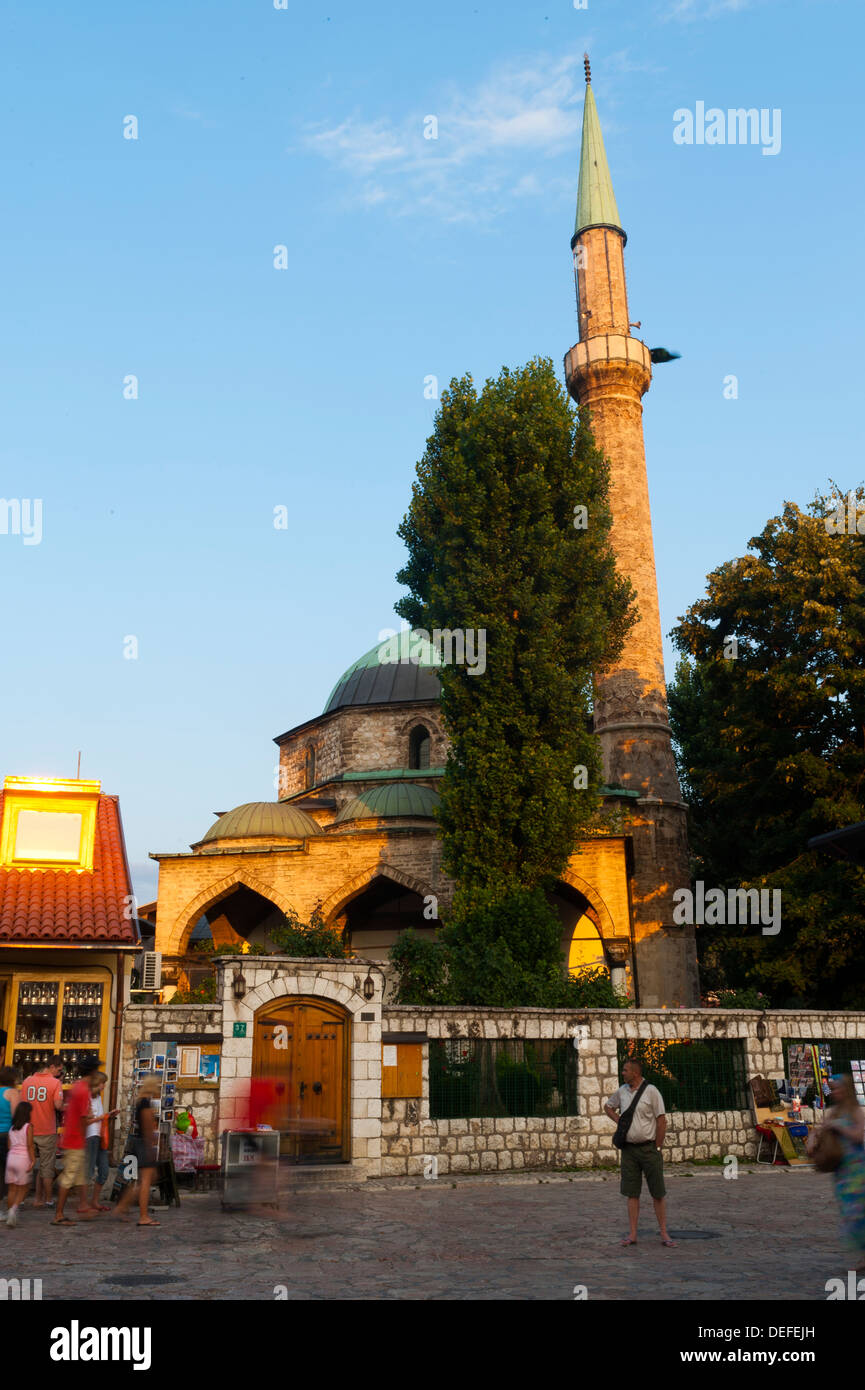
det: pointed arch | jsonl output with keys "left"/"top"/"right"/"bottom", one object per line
{"left": 318, "top": 863, "right": 436, "bottom": 926}
{"left": 163, "top": 869, "right": 298, "bottom": 955}
{"left": 556, "top": 867, "right": 617, "bottom": 941}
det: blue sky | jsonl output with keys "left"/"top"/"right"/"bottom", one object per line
{"left": 1, "top": 0, "right": 862, "bottom": 902}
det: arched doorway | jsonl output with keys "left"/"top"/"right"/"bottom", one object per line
{"left": 548, "top": 882, "right": 610, "bottom": 978}
{"left": 252, "top": 996, "right": 350, "bottom": 1164}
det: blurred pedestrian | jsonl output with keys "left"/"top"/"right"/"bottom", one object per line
{"left": 4, "top": 1101, "right": 35, "bottom": 1227}
{"left": 53, "top": 1057, "right": 101, "bottom": 1226}
{"left": 84, "top": 1072, "right": 118, "bottom": 1213}
{"left": 0, "top": 1065, "right": 20, "bottom": 1210}
{"left": 111, "top": 1075, "right": 161, "bottom": 1227}
{"left": 815, "top": 1072, "right": 865, "bottom": 1270}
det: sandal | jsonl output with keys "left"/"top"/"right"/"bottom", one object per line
{"left": 661, "top": 1237, "right": 676, "bottom": 1247}
{"left": 51, "top": 1217, "right": 75, "bottom": 1225}
{"left": 137, "top": 1219, "right": 161, "bottom": 1226}
{"left": 621, "top": 1237, "right": 638, "bottom": 1246}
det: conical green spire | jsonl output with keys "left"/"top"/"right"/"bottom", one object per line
{"left": 573, "top": 59, "right": 625, "bottom": 245}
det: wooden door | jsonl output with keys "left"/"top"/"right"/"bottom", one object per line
{"left": 253, "top": 998, "right": 348, "bottom": 1164}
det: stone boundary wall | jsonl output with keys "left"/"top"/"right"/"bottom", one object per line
{"left": 117, "top": 1004, "right": 223, "bottom": 1163}
{"left": 377, "top": 1007, "right": 865, "bottom": 1178}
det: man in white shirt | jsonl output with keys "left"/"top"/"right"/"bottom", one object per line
{"left": 604, "top": 1057, "right": 675, "bottom": 1247}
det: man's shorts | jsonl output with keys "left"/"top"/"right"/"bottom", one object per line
{"left": 620, "top": 1140, "right": 666, "bottom": 1199}
{"left": 58, "top": 1146, "right": 87, "bottom": 1190}
{"left": 33, "top": 1133, "right": 58, "bottom": 1184}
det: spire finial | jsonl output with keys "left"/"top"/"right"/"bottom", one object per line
{"left": 584, "top": 52, "right": 591, "bottom": 85}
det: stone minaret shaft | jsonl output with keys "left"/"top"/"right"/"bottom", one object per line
{"left": 564, "top": 58, "right": 698, "bottom": 1005}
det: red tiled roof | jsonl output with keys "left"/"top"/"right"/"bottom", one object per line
{"left": 0, "top": 792, "right": 139, "bottom": 945}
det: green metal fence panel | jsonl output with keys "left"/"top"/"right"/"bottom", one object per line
{"left": 615, "top": 1038, "right": 750, "bottom": 1113}
{"left": 429, "top": 1038, "right": 579, "bottom": 1119}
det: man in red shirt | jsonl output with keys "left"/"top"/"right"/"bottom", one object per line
{"left": 21, "top": 1055, "right": 64, "bottom": 1208}
{"left": 53, "top": 1058, "right": 101, "bottom": 1225}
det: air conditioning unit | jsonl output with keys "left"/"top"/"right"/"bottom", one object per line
{"left": 140, "top": 951, "right": 162, "bottom": 990}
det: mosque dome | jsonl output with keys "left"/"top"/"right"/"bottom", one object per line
{"left": 198, "top": 802, "right": 321, "bottom": 845}
{"left": 324, "top": 630, "right": 442, "bottom": 714}
{"left": 333, "top": 781, "right": 441, "bottom": 825}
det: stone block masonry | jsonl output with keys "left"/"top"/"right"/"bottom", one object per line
{"left": 118, "top": 973, "right": 864, "bottom": 1181}
{"left": 117, "top": 1004, "right": 223, "bottom": 1164}
{"left": 377, "top": 1007, "right": 865, "bottom": 1178}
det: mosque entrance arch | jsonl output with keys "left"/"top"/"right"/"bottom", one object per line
{"left": 252, "top": 996, "right": 350, "bottom": 1164}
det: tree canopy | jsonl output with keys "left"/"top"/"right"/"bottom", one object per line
{"left": 395, "top": 358, "right": 634, "bottom": 1004}
{"left": 669, "top": 488, "right": 865, "bottom": 1006}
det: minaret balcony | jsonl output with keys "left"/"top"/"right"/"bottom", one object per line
{"left": 564, "top": 334, "right": 652, "bottom": 403}
{"left": 565, "top": 334, "right": 652, "bottom": 375}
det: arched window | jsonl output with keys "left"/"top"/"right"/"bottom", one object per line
{"left": 408, "top": 725, "right": 431, "bottom": 770}
{"left": 305, "top": 746, "right": 316, "bottom": 789}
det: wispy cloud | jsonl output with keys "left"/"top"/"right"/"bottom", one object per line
{"left": 660, "top": 0, "right": 761, "bottom": 20}
{"left": 301, "top": 53, "right": 597, "bottom": 223}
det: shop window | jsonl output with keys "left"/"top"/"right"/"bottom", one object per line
{"left": 408, "top": 725, "right": 431, "bottom": 770}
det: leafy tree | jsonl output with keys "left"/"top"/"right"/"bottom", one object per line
{"left": 395, "top": 360, "right": 634, "bottom": 1004}
{"left": 268, "top": 905, "right": 347, "bottom": 959}
{"left": 669, "top": 488, "right": 865, "bottom": 1006}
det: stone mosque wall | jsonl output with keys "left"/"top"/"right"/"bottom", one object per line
{"left": 277, "top": 703, "right": 446, "bottom": 803}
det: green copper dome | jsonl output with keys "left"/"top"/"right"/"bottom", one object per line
{"left": 333, "top": 781, "right": 441, "bottom": 825}
{"left": 199, "top": 802, "right": 321, "bottom": 844}
{"left": 324, "top": 630, "right": 443, "bottom": 714}
{"left": 573, "top": 81, "right": 625, "bottom": 245}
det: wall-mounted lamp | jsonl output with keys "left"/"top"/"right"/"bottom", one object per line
{"left": 363, "top": 973, "right": 375, "bottom": 1001}
{"left": 756, "top": 1013, "right": 767, "bottom": 1042}
{"left": 232, "top": 965, "right": 247, "bottom": 1001}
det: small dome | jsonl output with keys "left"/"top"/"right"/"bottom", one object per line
{"left": 333, "top": 781, "right": 441, "bottom": 825}
{"left": 199, "top": 802, "right": 321, "bottom": 844}
{"left": 324, "top": 630, "right": 442, "bottom": 714}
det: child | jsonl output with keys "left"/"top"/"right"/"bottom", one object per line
{"left": 84, "top": 1072, "right": 119, "bottom": 1213}
{"left": 5, "top": 1101, "right": 35, "bottom": 1227}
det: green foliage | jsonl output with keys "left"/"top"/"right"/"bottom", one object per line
{"left": 192, "top": 941, "right": 266, "bottom": 957}
{"left": 716, "top": 987, "right": 771, "bottom": 1010}
{"left": 669, "top": 487, "right": 865, "bottom": 1007}
{"left": 169, "top": 977, "right": 216, "bottom": 1004}
{"left": 395, "top": 360, "right": 634, "bottom": 1001}
{"left": 389, "top": 930, "right": 451, "bottom": 1005}
{"left": 556, "top": 966, "right": 630, "bottom": 1009}
{"left": 396, "top": 360, "right": 633, "bottom": 904}
{"left": 439, "top": 886, "right": 567, "bottom": 1007}
{"left": 390, "top": 899, "right": 628, "bottom": 1009}
{"left": 267, "top": 905, "right": 347, "bottom": 959}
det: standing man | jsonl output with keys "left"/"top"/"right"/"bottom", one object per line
{"left": 21, "top": 1055, "right": 64, "bottom": 1208}
{"left": 52, "top": 1057, "right": 101, "bottom": 1226}
{"left": 605, "top": 1057, "right": 675, "bottom": 1247}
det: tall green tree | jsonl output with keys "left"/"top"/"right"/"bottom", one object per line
{"left": 669, "top": 488, "right": 865, "bottom": 1006}
{"left": 395, "top": 359, "right": 634, "bottom": 1003}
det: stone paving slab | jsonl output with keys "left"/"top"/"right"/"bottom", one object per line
{"left": 0, "top": 1166, "right": 850, "bottom": 1301}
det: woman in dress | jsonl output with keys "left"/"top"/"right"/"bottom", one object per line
{"left": 111, "top": 1075, "right": 162, "bottom": 1227}
{"left": 5, "top": 1101, "right": 35, "bottom": 1227}
{"left": 822, "top": 1072, "right": 865, "bottom": 1270}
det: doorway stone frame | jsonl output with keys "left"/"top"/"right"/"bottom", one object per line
{"left": 215, "top": 955, "right": 382, "bottom": 1176}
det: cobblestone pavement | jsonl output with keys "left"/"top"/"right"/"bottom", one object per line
{"left": 0, "top": 1166, "right": 850, "bottom": 1301}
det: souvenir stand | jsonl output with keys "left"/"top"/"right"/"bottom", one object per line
{"left": 750, "top": 1075, "right": 812, "bottom": 1165}
{"left": 112, "top": 1041, "right": 180, "bottom": 1206}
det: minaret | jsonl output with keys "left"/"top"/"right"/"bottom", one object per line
{"left": 564, "top": 56, "right": 698, "bottom": 1005}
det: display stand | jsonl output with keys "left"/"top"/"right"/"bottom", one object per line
{"left": 749, "top": 1074, "right": 812, "bottom": 1166}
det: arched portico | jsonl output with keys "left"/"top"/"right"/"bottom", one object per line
{"left": 163, "top": 868, "right": 299, "bottom": 956}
